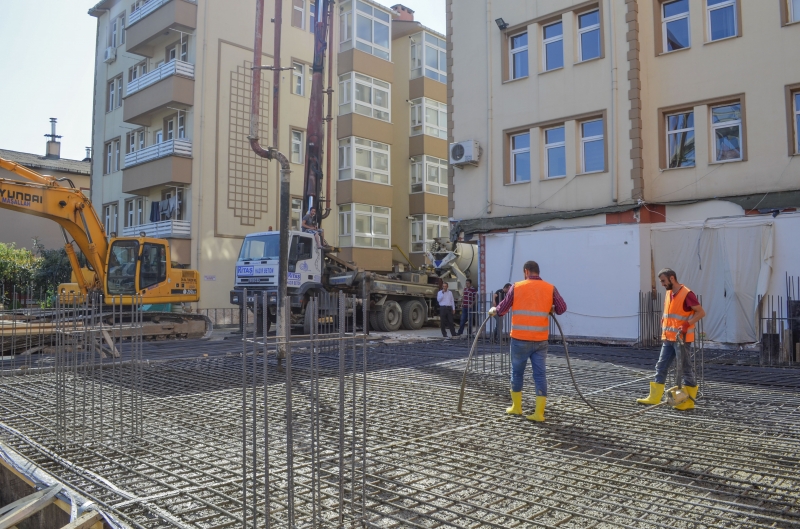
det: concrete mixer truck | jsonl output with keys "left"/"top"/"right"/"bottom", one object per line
{"left": 229, "top": 229, "right": 477, "bottom": 334}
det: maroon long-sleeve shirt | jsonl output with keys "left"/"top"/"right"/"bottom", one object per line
{"left": 496, "top": 276, "right": 567, "bottom": 317}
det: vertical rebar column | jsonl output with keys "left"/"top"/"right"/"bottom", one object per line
{"left": 261, "top": 292, "right": 271, "bottom": 529}
{"left": 361, "top": 285, "right": 368, "bottom": 518}
{"left": 241, "top": 287, "right": 248, "bottom": 529}
{"left": 338, "top": 290, "right": 345, "bottom": 525}
{"left": 251, "top": 293, "right": 258, "bottom": 529}
{"left": 284, "top": 294, "right": 295, "bottom": 526}
{"left": 309, "top": 296, "right": 318, "bottom": 526}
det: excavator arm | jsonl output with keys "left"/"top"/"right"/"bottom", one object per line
{"left": 0, "top": 171, "right": 108, "bottom": 295}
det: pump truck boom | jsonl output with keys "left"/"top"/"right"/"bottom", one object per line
{"left": 0, "top": 157, "right": 211, "bottom": 348}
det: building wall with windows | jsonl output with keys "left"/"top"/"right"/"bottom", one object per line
{"left": 450, "top": 0, "right": 800, "bottom": 340}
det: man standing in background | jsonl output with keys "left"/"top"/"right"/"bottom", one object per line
{"left": 437, "top": 282, "right": 457, "bottom": 339}
{"left": 457, "top": 278, "right": 477, "bottom": 336}
{"left": 492, "top": 283, "right": 512, "bottom": 342}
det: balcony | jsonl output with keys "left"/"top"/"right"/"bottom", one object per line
{"left": 123, "top": 140, "right": 192, "bottom": 195}
{"left": 123, "top": 73, "right": 194, "bottom": 126}
{"left": 126, "top": 0, "right": 197, "bottom": 57}
{"left": 123, "top": 219, "right": 191, "bottom": 239}
{"left": 128, "top": 60, "right": 194, "bottom": 96}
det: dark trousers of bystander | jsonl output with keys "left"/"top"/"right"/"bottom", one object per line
{"left": 440, "top": 307, "right": 456, "bottom": 337}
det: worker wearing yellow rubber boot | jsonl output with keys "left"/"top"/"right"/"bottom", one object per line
{"left": 489, "top": 260, "right": 567, "bottom": 422}
{"left": 637, "top": 268, "right": 705, "bottom": 409}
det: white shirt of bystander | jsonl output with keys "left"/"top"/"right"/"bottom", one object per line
{"left": 437, "top": 289, "right": 455, "bottom": 309}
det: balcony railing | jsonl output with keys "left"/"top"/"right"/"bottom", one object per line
{"left": 122, "top": 219, "right": 191, "bottom": 238}
{"left": 127, "top": 60, "right": 194, "bottom": 96}
{"left": 124, "top": 139, "right": 192, "bottom": 168}
{"left": 128, "top": 0, "right": 196, "bottom": 26}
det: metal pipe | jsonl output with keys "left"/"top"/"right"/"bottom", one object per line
{"left": 321, "top": 0, "right": 335, "bottom": 220}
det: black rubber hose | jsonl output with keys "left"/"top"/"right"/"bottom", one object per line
{"left": 458, "top": 315, "right": 671, "bottom": 418}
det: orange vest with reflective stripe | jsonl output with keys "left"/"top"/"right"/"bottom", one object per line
{"left": 661, "top": 286, "right": 696, "bottom": 343}
{"left": 510, "top": 279, "right": 554, "bottom": 342}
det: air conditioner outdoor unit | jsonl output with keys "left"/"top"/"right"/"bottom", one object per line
{"left": 104, "top": 47, "right": 117, "bottom": 64}
{"left": 449, "top": 140, "right": 480, "bottom": 167}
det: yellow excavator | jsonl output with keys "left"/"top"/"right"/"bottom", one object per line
{"left": 0, "top": 157, "right": 211, "bottom": 347}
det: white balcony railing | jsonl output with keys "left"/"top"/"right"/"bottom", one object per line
{"left": 128, "top": 0, "right": 197, "bottom": 26}
{"left": 127, "top": 59, "right": 194, "bottom": 96}
{"left": 124, "top": 139, "right": 192, "bottom": 168}
{"left": 122, "top": 219, "right": 191, "bottom": 239}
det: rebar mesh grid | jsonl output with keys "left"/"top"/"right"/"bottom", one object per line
{"left": 0, "top": 339, "right": 798, "bottom": 529}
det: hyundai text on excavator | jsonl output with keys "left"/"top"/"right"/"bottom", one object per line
{"left": 0, "top": 157, "right": 211, "bottom": 350}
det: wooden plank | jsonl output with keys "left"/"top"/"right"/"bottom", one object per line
{"left": 0, "top": 483, "right": 62, "bottom": 529}
{"left": 59, "top": 511, "right": 102, "bottom": 529}
{"left": 101, "top": 330, "right": 120, "bottom": 358}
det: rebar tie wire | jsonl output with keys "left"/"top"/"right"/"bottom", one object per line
{"left": 458, "top": 315, "right": 698, "bottom": 419}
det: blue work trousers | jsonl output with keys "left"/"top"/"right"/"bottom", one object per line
{"left": 510, "top": 338, "right": 548, "bottom": 396}
{"left": 654, "top": 340, "right": 696, "bottom": 386}
{"left": 457, "top": 306, "right": 472, "bottom": 335}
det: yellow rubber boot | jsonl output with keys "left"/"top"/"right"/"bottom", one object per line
{"left": 636, "top": 382, "right": 665, "bottom": 405}
{"left": 673, "top": 385, "right": 698, "bottom": 410}
{"left": 506, "top": 391, "right": 522, "bottom": 415}
{"left": 526, "top": 396, "right": 546, "bottom": 422}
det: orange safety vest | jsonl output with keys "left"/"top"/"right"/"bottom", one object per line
{"left": 661, "top": 285, "right": 696, "bottom": 343}
{"left": 510, "top": 279, "right": 554, "bottom": 342}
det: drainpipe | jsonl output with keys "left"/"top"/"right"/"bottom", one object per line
{"left": 486, "top": 0, "right": 494, "bottom": 215}
{"left": 250, "top": 0, "right": 291, "bottom": 351}
{"left": 608, "top": 0, "right": 619, "bottom": 203}
{"left": 321, "top": 0, "right": 335, "bottom": 220}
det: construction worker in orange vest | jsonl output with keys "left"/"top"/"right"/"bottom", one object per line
{"left": 637, "top": 268, "right": 706, "bottom": 410}
{"left": 489, "top": 260, "right": 567, "bottom": 422}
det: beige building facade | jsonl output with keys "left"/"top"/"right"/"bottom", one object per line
{"left": 449, "top": 0, "right": 800, "bottom": 343}
{"left": 88, "top": 0, "right": 446, "bottom": 309}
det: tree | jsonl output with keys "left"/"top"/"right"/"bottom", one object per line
{"left": 32, "top": 239, "right": 75, "bottom": 301}
{"left": 0, "top": 243, "right": 37, "bottom": 307}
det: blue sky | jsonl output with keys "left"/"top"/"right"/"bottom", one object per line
{"left": 0, "top": 0, "right": 444, "bottom": 162}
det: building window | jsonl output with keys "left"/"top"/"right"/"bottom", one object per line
{"left": 792, "top": 0, "right": 800, "bottom": 23}
{"left": 291, "top": 130, "right": 304, "bottom": 164}
{"left": 510, "top": 132, "right": 531, "bottom": 183}
{"left": 338, "top": 72, "right": 390, "bottom": 122}
{"left": 178, "top": 114, "right": 186, "bottom": 139}
{"left": 127, "top": 132, "right": 136, "bottom": 154}
{"left": 543, "top": 22, "right": 563, "bottom": 71}
{"left": 410, "top": 214, "right": 450, "bottom": 253}
{"left": 666, "top": 111, "right": 695, "bottom": 168}
{"left": 581, "top": 119, "right": 605, "bottom": 173}
{"left": 338, "top": 137, "right": 390, "bottom": 184}
{"left": 338, "top": 204, "right": 390, "bottom": 249}
{"left": 138, "top": 130, "right": 145, "bottom": 150}
{"left": 125, "top": 198, "right": 144, "bottom": 227}
{"left": 291, "top": 197, "right": 303, "bottom": 230}
{"left": 292, "top": 62, "right": 305, "bottom": 96}
{"left": 107, "top": 77, "right": 122, "bottom": 112}
{"left": 109, "top": 14, "right": 125, "bottom": 48}
{"left": 410, "top": 32, "right": 447, "bottom": 83}
{"left": 663, "top": 0, "right": 690, "bottom": 51}
{"left": 410, "top": 98, "right": 447, "bottom": 139}
{"left": 711, "top": 103, "right": 742, "bottom": 162}
{"left": 161, "top": 189, "right": 184, "bottom": 221}
{"left": 707, "top": 0, "right": 737, "bottom": 41}
{"left": 166, "top": 119, "right": 175, "bottom": 141}
{"left": 180, "top": 40, "right": 188, "bottom": 62}
{"left": 794, "top": 93, "right": 800, "bottom": 154}
{"left": 114, "top": 139, "right": 121, "bottom": 172}
{"left": 339, "top": 0, "right": 391, "bottom": 60}
{"left": 509, "top": 32, "right": 529, "bottom": 80}
{"left": 292, "top": 0, "right": 305, "bottom": 29}
{"left": 544, "top": 126, "right": 566, "bottom": 178}
{"left": 310, "top": 2, "right": 317, "bottom": 30}
{"left": 128, "top": 61, "right": 147, "bottom": 83}
{"left": 104, "top": 203, "right": 119, "bottom": 236}
{"left": 410, "top": 156, "right": 448, "bottom": 195}
{"left": 578, "top": 10, "right": 601, "bottom": 61}
{"left": 104, "top": 142, "right": 113, "bottom": 175}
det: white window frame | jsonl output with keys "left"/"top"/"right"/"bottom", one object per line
{"left": 128, "top": 132, "right": 136, "bottom": 154}
{"left": 125, "top": 198, "right": 143, "bottom": 227}
{"left": 581, "top": 119, "right": 605, "bottom": 173}
{"left": 291, "top": 129, "right": 304, "bottom": 164}
{"left": 137, "top": 130, "right": 145, "bottom": 150}
{"left": 509, "top": 31, "right": 529, "bottom": 80}
{"left": 338, "top": 203, "right": 391, "bottom": 249}
{"left": 104, "top": 203, "right": 119, "bottom": 236}
{"left": 409, "top": 98, "right": 447, "bottom": 139}
{"left": 114, "top": 140, "right": 121, "bottom": 172}
{"left": 292, "top": 62, "right": 305, "bottom": 96}
{"left": 544, "top": 126, "right": 566, "bottom": 179}
{"left": 710, "top": 103, "right": 743, "bottom": 163}
{"left": 338, "top": 137, "right": 390, "bottom": 184}
{"left": 177, "top": 113, "right": 186, "bottom": 139}
{"left": 309, "top": 2, "right": 316, "bottom": 31}
{"left": 337, "top": 72, "right": 391, "bottom": 122}
{"left": 291, "top": 197, "right": 303, "bottom": 230}
{"left": 339, "top": 0, "right": 354, "bottom": 46}
{"left": 542, "top": 21, "right": 563, "bottom": 72}
{"left": 577, "top": 9, "right": 601, "bottom": 62}
{"left": 794, "top": 93, "right": 800, "bottom": 154}
{"left": 180, "top": 40, "right": 188, "bottom": 62}
{"left": 410, "top": 214, "right": 450, "bottom": 253}
{"left": 352, "top": 0, "right": 391, "bottom": 61}
{"left": 792, "top": 0, "right": 800, "bottom": 23}
{"left": 510, "top": 132, "right": 531, "bottom": 183}
{"left": 108, "top": 79, "right": 116, "bottom": 111}
{"left": 666, "top": 111, "right": 695, "bottom": 168}
{"left": 166, "top": 119, "right": 174, "bottom": 141}
{"left": 706, "top": 0, "right": 737, "bottom": 41}
{"left": 293, "top": 0, "right": 305, "bottom": 29}
{"left": 410, "top": 32, "right": 447, "bottom": 83}
{"left": 662, "top": 0, "right": 691, "bottom": 52}
{"left": 105, "top": 143, "right": 113, "bottom": 175}
{"left": 410, "top": 155, "right": 448, "bottom": 195}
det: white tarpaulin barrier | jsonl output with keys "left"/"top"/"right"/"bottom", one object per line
{"left": 650, "top": 218, "right": 774, "bottom": 344}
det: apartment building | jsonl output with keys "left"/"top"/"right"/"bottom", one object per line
{"left": 88, "top": 0, "right": 446, "bottom": 308}
{"left": 449, "top": 0, "right": 800, "bottom": 343}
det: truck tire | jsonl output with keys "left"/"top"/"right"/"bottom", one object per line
{"left": 369, "top": 311, "right": 381, "bottom": 332}
{"left": 401, "top": 300, "right": 426, "bottom": 330}
{"left": 376, "top": 300, "right": 402, "bottom": 332}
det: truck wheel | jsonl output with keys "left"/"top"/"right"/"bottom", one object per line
{"left": 401, "top": 300, "right": 427, "bottom": 330}
{"left": 368, "top": 311, "right": 381, "bottom": 332}
{"left": 376, "top": 301, "right": 402, "bottom": 332}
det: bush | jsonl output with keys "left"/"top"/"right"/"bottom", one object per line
{"left": 0, "top": 243, "right": 38, "bottom": 307}
{"left": 0, "top": 241, "right": 77, "bottom": 308}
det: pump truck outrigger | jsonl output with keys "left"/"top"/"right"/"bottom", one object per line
{"left": 231, "top": 0, "right": 474, "bottom": 333}
{"left": 0, "top": 157, "right": 211, "bottom": 351}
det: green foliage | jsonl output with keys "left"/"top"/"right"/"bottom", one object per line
{"left": 0, "top": 240, "right": 77, "bottom": 307}
{"left": 0, "top": 242, "right": 38, "bottom": 306}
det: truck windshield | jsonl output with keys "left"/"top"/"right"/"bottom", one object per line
{"left": 239, "top": 234, "right": 280, "bottom": 261}
{"left": 107, "top": 240, "right": 138, "bottom": 295}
